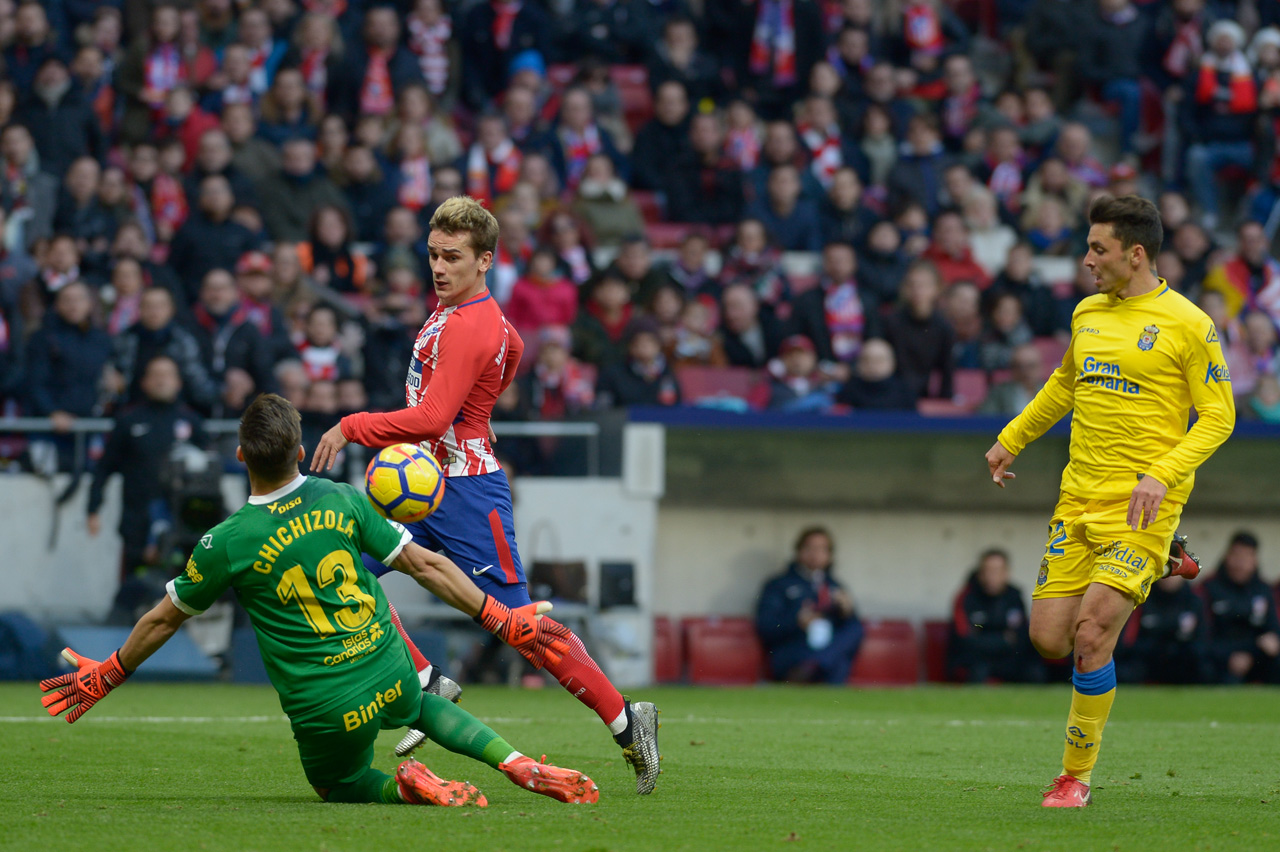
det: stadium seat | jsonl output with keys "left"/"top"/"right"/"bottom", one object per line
{"left": 646, "top": 222, "right": 697, "bottom": 249}
{"left": 676, "top": 365, "right": 765, "bottom": 407}
{"left": 849, "top": 620, "right": 920, "bottom": 685}
{"left": 682, "top": 616, "right": 763, "bottom": 685}
{"left": 611, "top": 65, "right": 653, "bottom": 133}
{"left": 653, "top": 616, "right": 682, "bottom": 683}
{"left": 1033, "top": 337, "right": 1070, "bottom": 377}
{"left": 917, "top": 398, "right": 971, "bottom": 418}
{"left": 952, "top": 369, "right": 988, "bottom": 410}
{"left": 632, "top": 191, "right": 663, "bottom": 224}
{"left": 922, "top": 620, "right": 951, "bottom": 683}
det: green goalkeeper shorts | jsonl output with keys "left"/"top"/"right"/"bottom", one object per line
{"left": 290, "top": 662, "right": 421, "bottom": 790}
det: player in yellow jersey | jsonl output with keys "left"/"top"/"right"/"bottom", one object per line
{"left": 984, "top": 195, "right": 1235, "bottom": 808}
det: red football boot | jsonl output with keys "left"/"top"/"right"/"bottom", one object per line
{"left": 1041, "top": 774, "right": 1091, "bottom": 808}
{"left": 499, "top": 755, "right": 600, "bottom": 804}
{"left": 396, "top": 759, "right": 488, "bottom": 807}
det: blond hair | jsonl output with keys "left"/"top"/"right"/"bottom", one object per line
{"left": 429, "top": 196, "right": 500, "bottom": 257}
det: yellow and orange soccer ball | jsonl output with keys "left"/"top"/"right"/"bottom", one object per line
{"left": 364, "top": 443, "right": 445, "bottom": 523}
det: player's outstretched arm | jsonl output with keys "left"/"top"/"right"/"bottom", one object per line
{"left": 392, "top": 542, "right": 487, "bottom": 615}
{"left": 39, "top": 597, "right": 190, "bottom": 723}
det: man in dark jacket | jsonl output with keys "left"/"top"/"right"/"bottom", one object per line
{"left": 1115, "top": 574, "right": 1211, "bottom": 684}
{"left": 1078, "top": 0, "right": 1150, "bottom": 154}
{"left": 167, "top": 175, "right": 259, "bottom": 303}
{"left": 183, "top": 129, "right": 258, "bottom": 209}
{"left": 1202, "top": 532, "right": 1280, "bottom": 684}
{"left": 756, "top": 526, "right": 862, "bottom": 683}
{"left": 15, "top": 56, "right": 105, "bottom": 178}
{"left": 595, "top": 319, "right": 681, "bottom": 408}
{"left": 835, "top": 338, "right": 917, "bottom": 411}
{"left": 947, "top": 548, "right": 1043, "bottom": 683}
{"left": 185, "top": 268, "right": 275, "bottom": 416}
{"left": 460, "top": 0, "right": 550, "bottom": 109}
{"left": 569, "top": 0, "right": 657, "bottom": 65}
{"left": 109, "top": 287, "right": 217, "bottom": 415}
{"left": 789, "top": 242, "right": 880, "bottom": 365}
{"left": 888, "top": 114, "right": 950, "bottom": 218}
{"left": 87, "top": 355, "right": 206, "bottom": 581}
{"left": 719, "top": 283, "right": 784, "bottom": 368}
{"left": 336, "top": 145, "right": 398, "bottom": 244}
{"left": 3, "top": 2, "right": 63, "bottom": 92}
{"left": 881, "top": 260, "right": 955, "bottom": 400}
{"left": 258, "top": 139, "right": 353, "bottom": 243}
{"left": 631, "top": 81, "right": 693, "bottom": 192}
{"left": 326, "top": 5, "right": 426, "bottom": 122}
{"left": 664, "top": 110, "right": 745, "bottom": 226}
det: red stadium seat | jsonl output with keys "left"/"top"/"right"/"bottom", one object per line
{"left": 676, "top": 365, "right": 765, "bottom": 406}
{"left": 922, "top": 620, "right": 951, "bottom": 683}
{"left": 611, "top": 65, "right": 653, "bottom": 133}
{"left": 653, "top": 616, "right": 682, "bottom": 683}
{"left": 917, "top": 398, "right": 971, "bottom": 418}
{"left": 1033, "top": 336, "right": 1070, "bottom": 377}
{"left": 849, "top": 619, "right": 920, "bottom": 685}
{"left": 683, "top": 616, "right": 763, "bottom": 685}
{"left": 646, "top": 222, "right": 697, "bottom": 249}
{"left": 632, "top": 191, "right": 663, "bottom": 224}
{"left": 952, "top": 369, "right": 988, "bottom": 410}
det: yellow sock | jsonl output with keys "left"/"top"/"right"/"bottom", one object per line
{"left": 1061, "top": 659, "right": 1116, "bottom": 785}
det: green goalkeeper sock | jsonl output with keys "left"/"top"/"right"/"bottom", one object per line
{"left": 324, "top": 768, "right": 400, "bottom": 804}
{"left": 416, "top": 692, "right": 517, "bottom": 769}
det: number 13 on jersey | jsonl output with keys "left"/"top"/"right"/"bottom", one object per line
{"left": 276, "top": 550, "right": 376, "bottom": 636}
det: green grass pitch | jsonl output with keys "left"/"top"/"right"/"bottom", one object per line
{"left": 3, "top": 683, "right": 1279, "bottom": 852}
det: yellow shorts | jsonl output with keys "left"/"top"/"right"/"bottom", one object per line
{"left": 1032, "top": 492, "right": 1182, "bottom": 606}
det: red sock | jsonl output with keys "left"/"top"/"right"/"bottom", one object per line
{"left": 387, "top": 603, "right": 431, "bottom": 674}
{"left": 543, "top": 626, "right": 626, "bottom": 728}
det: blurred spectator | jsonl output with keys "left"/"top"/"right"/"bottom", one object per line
{"left": 665, "top": 110, "right": 746, "bottom": 226}
{"left": 463, "top": 112, "right": 523, "bottom": 208}
{"left": 506, "top": 246, "right": 578, "bottom": 340}
{"left": 459, "top": 0, "right": 550, "bottom": 110}
{"left": 543, "top": 208, "right": 596, "bottom": 287}
{"left": 748, "top": 121, "right": 824, "bottom": 205}
{"left": 186, "top": 268, "right": 274, "bottom": 417}
{"left": 790, "top": 241, "right": 879, "bottom": 366}
{"left": 882, "top": 260, "right": 954, "bottom": 400}
{"left": 962, "top": 190, "right": 1018, "bottom": 279}
{"left": 0, "top": 123, "right": 57, "bottom": 248}
{"left": 608, "top": 236, "right": 674, "bottom": 308}
{"left": 283, "top": 13, "right": 343, "bottom": 112}
{"left": 221, "top": 104, "right": 280, "bottom": 185}
{"left": 1225, "top": 311, "right": 1279, "bottom": 398}
{"left": 944, "top": 279, "right": 983, "bottom": 369}
{"left": 1184, "top": 21, "right": 1257, "bottom": 230}
{"left": 762, "top": 333, "right": 838, "bottom": 412}
{"left": 979, "top": 125, "right": 1026, "bottom": 220}
{"left": 53, "top": 157, "right": 113, "bottom": 256}
{"left": 573, "top": 270, "right": 632, "bottom": 368}
{"left": 390, "top": 123, "right": 433, "bottom": 215}
{"left": 1246, "top": 373, "right": 1280, "bottom": 422}
{"left": 857, "top": 103, "right": 898, "bottom": 189}
{"left": 167, "top": 175, "right": 259, "bottom": 300}
{"left": 573, "top": 55, "right": 637, "bottom": 156}
{"left": 1202, "top": 221, "right": 1280, "bottom": 326}
{"left": 1023, "top": 0, "right": 1092, "bottom": 110}
{"left": 259, "top": 67, "right": 319, "bottom": 147}
{"left": 987, "top": 242, "right": 1063, "bottom": 337}
{"left": 362, "top": 287, "right": 427, "bottom": 411}
{"left": 522, "top": 325, "right": 596, "bottom": 420}
{"left": 936, "top": 54, "right": 989, "bottom": 153}
{"left": 297, "top": 205, "right": 370, "bottom": 294}
{"left": 1079, "top": 0, "right": 1148, "bottom": 155}
{"left": 1116, "top": 573, "right": 1212, "bottom": 684}
{"left": 719, "top": 281, "right": 784, "bottom": 369}
{"left": 118, "top": 3, "right": 185, "bottom": 144}
{"left": 333, "top": 145, "right": 397, "bottom": 245}
{"left": 258, "top": 138, "right": 352, "bottom": 242}
{"left": 980, "top": 342, "right": 1045, "bottom": 415}
{"left": 572, "top": 153, "right": 644, "bottom": 248}
{"left": 1021, "top": 156, "right": 1090, "bottom": 234}
{"left": 796, "top": 94, "right": 862, "bottom": 191}
{"left": 671, "top": 296, "right": 727, "bottom": 367}
{"left": 16, "top": 56, "right": 105, "bottom": 178}
{"left": 834, "top": 337, "right": 916, "bottom": 411}
{"left": 23, "top": 281, "right": 110, "bottom": 439}
{"left": 108, "top": 286, "right": 216, "bottom": 415}
{"left": 3, "top": 2, "right": 61, "bottom": 93}
{"left": 719, "top": 218, "right": 793, "bottom": 315}
{"left": 723, "top": 99, "right": 763, "bottom": 172}
{"left": 1053, "top": 122, "right": 1107, "bottom": 189}
{"left": 102, "top": 258, "right": 145, "bottom": 337}
{"left": 947, "top": 548, "right": 1042, "bottom": 683}
{"left": 25, "top": 234, "right": 82, "bottom": 318}
{"left": 235, "top": 251, "right": 295, "bottom": 366}
{"left": 543, "top": 87, "right": 629, "bottom": 192}
{"left": 300, "top": 379, "right": 348, "bottom": 481}
{"left": 235, "top": 6, "right": 287, "bottom": 97}
{"left": 664, "top": 231, "right": 717, "bottom": 300}
{"left": 327, "top": 5, "right": 426, "bottom": 122}
{"left": 570, "top": 0, "right": 657, "bottom": 66}
{"left": 629, "top": 80, "right": 691, "bottom": 192}
{"left": 922, "top": 210, "right": 991, "bottom": 288}
{"left": 405, "top": 0, "right": 461, "bottom": 110}
{"left": 819, "top": 166, "right": 878, "bottom": 248}
{"left": 979, "top": 290, "right": 1034, "bottom": 371}
{"left": 1203, "top": 531, "right": 1280, "bottom": 684}
{"left": 648, "top": 16, "right": 722, "bottom": 105}
{"left": 295, "top": 303, "right": 353, "bottom": 383}
{"left": 859, "top": 221, "right": 910, "bottom": 307}
{"left": 1171, "top": 220, "right": 1217, "bottom": 294}
{"left": 755, "top": 526, "right": 862, "bottom": 684}
{"left": 889, "top": 114, "right": 949, "bottom": 217}
{"left": 87, "top": 355, "right": 206, "bottom": 581}
{"left": 595, "top": 318, "right": 680, "bottom": 408}
{"left": 1022, "top": 197, "right": 1074, "bottom": 256}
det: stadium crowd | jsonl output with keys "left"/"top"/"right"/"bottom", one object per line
{"left": 2, "top": 0, "right": 1280, "bottom": 463}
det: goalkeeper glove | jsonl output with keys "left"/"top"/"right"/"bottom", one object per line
{"left": 39, "top": 648, "right": 132, "bottom": 723}
{"left": 476, "top": 596, "right": 572, "bottom": 669}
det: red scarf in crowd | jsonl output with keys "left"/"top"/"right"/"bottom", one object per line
{"left": 1163, "top": 16, "right": 1204, "bottom": 78}
{"left": 297, "top": 341, "right": 341, "bottom": 381}
{"left": 360, "top": 49, "right": 394, "bottom": 116}
{"left": 408, "top": 15, "right": 452, "bottom": 96}
{"left": 749, "top": 0, "right": 796, "bottom": 86}
{"left": 904, "top": 2, "right": 944, "bottom": 56}
{"left": 561, "top": 124, "right": 600, "bottom": 190}
{"left": 799, "top": 121, "right": 843, "bottom": 188}
{"left": 131, "top": 174, "right": 187, "bottom": 244}
{"left": 300, "top": 48, "right": 329, "bottom": 106}
{"left": 246, "top": 42, "right": 271, "bottom": 94}
{"left": 986, "top": 155, "right": 1024, "bottom": 212}
{"left": 823, "top": 279, "right": 865, "bottom": 361}
{"left": 1195, "top": 51, "right": 1258, "bottom": 112}
{"left": 108, "top": 291, "right": 143, "bottom": 336}
{"left": 144, "top": 44, "right": 184, "bottom": 108}
{"left": 398, "top": 156, "right": 432, "bottom": 211}
{"left": 492, "top": 1, "right": 521, "bottom": 51}
{"left": 942, "top": 83, "right": 981, "bottom": 140}
{"left": 724, "top": 125, "right": 762, "bottom": 170}
{"left": 465, "top": 138, "right": 522, "bottom": 206}
{"left": 533, "top": 359, "right": 595, "bottom": 420}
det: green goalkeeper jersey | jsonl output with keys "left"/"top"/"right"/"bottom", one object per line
{"left": 167, "top": 475, "right": 413, "bottom": 718}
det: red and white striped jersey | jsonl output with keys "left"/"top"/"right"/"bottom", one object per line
{"left": 340, "top": 290, "right": 524, "bottom": 477}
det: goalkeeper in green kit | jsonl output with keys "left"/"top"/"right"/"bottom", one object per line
{"left": 40, "top": 393, "right": 598, "bottom": 807}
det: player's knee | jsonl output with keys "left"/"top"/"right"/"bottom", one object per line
{"left": 1071, "top": 619, "right": 1115, "bottom": 669}
{"left": 1028, "top": 622, "right": 1072, "bottom": 660}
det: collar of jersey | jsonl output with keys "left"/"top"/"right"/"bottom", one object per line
{"left": 248, "top": 473, "right": 307, "bottom": 505}
{"left": 453, "top": 290, "right": 492, "bottom": 310}
{"left": 1107, "top": 277, "right": 1169, "bottom": 305}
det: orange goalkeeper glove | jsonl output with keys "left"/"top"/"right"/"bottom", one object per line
{"left": 476, "top": 596, "right": 572, "bottom": 669}
{"left": 39, "top": 648, "right": 131, "bottom": 723}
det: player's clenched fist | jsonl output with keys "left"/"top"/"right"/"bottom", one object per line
{"left": 476, "top": 596, "right": 572, "bottom": 669}
{"left": 39, "top": 648, "right": 132, "bottom": 723}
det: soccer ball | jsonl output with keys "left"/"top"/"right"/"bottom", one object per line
{"left": 365, "top": 443, "right": 445, "bottom": 524}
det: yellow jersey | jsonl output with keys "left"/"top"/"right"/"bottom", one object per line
{"left": 997, "top": 279, "right": 1235, "bottom": 503}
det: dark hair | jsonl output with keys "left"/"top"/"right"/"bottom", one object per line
{"left": 978, "top": 547, "right": 1010, "bottom": 567}
{"left": 1088, "top": 194, "right": 1163, "bottom": 260}
{"left": 793, "top": 525, "right": 834, "bottom": 557}
{"left": 1229, "top": 531, "right": 1259, "bottom": 550}
{"left": 239, "top": 393, "right": 302, "bottom": 483}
